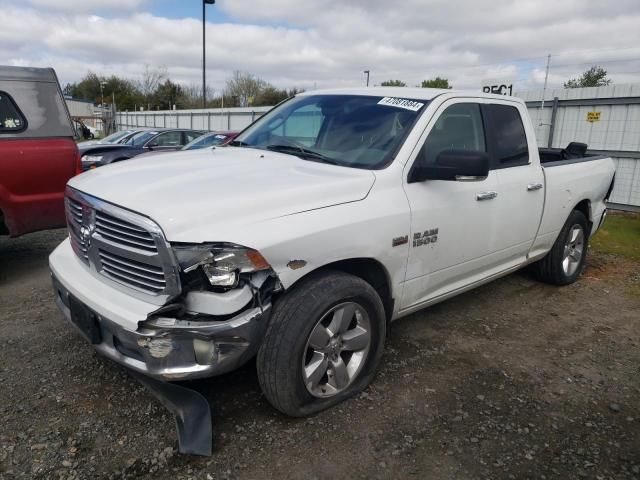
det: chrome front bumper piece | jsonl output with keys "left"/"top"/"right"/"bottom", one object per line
{"left": 51, "top": 272, "right": 270, "bottom": 381}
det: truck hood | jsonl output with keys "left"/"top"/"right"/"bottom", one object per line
{"left": 68, "top": 147, "right": 376, "bottom": 242}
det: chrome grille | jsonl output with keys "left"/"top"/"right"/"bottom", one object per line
{"left": 64, "top": 187, "right": 180, "bottom": 301}
{"left": 98, "top": 250, "right": 166, "bottom": 293}
{"left": 95, "top": 211, "right": 157, "bottom": 252}
{"left": 65, "top": 197, "right": 89, "bottom": 262}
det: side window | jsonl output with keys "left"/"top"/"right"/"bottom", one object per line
{"left": 184, "top": 131, "right": 202, "bottom": 143}
{"left": 149, "top": 131, "right": 183, "bottom": 147}
{"left": 420, "top": 103, "right": 485, "bottom": 164}
{"left": 484, "top": 104, "right": 529, "bottom": 167}
{"left": 0, "top": 91, "right": 27, "bottom": 133}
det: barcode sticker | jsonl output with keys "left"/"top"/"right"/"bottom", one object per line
{"left": 377, "top": 97, "right": 424, "bottom": 111}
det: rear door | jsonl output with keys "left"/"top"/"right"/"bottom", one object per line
{"left": 401, "top": 99, "right": 501, "bottom": 310}
{"left": 482, "top": 102, "right": 544, "bottom": 267}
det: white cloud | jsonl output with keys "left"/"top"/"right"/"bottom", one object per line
{"left": 1, "top": 0, "right": 640, "bottom": 93}
{"left": 25, "top": 0, "right": 147, "bottom": 12}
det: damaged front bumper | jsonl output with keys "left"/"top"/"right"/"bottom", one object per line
{"left": 50, "top": 241, "right": 270, "bottom": 382}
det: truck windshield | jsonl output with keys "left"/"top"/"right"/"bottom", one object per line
{"left": 232, "top": 94, "right": 427, "bottom": 169}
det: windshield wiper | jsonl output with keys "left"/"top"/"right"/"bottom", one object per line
{"left": 265, "top": 144, "right": 339, "bottom": 165}
{"left": 228, "top": 139, "right": 250, "bottom": 147}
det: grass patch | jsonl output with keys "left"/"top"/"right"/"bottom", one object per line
{"left": 590, "top": 212, "right": 640, "bottom": 261}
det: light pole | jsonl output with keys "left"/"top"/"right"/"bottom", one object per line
{"left": 100, "top": 80, "right": 106, "bottom": 107}
{"left": 363, "top": 70, "right": 370, "bottom": 87}
{"left": 203, "top": 0, "right": 215, "bottom": 109}
{"left": 99, "top": 80, "right": 107, "bottom": 135}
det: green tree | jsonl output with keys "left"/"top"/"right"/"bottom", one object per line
{"left": 151, "top": 79, "right": 186, "bottom": 110}
{"left": 380, "top": 79, "right": 406, "bottom": 87}
{"left": 564, "top": 66, "right": 612, "bottom": 88}
{"left": 62, "top": 71, "right": 144, "bottom": 111}
{"left": 101, "top": 75, "right": 144, "bottom": 111}
{"left": 253, "top": 86, "right": 303, "bottom": 106}
{"left": 421, "top": 77, "right": 452, "bottom": 89}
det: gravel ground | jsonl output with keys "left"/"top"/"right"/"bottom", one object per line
{"left": 1, "top": 229, "right": 639, "bottom": 480}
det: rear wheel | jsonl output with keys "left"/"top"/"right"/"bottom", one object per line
{"left": 532, "top": 209, "right": 589, "bottom": 285}
{"left": 257, "top": 271, "right": 386, "bottom": 417}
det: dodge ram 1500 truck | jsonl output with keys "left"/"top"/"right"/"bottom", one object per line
{"left": 50, "top": 88, "right": 616, "bottom": 419}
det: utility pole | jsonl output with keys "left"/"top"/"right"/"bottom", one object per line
{"left": 540, "top": 54, "right": 551, "bottom": 112}
{"left": 203, "top": 0, "right": 215, "bottom": 109}
{"left": 363, "top": 70, "right": 370, "bottom": 87}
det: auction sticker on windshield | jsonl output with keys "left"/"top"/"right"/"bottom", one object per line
{"left": 378, "top": 97, "right": 424, "bottom": 111}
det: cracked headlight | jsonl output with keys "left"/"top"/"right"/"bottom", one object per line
{"left": 173, "top": 244, "right": 270, "bottom": 289}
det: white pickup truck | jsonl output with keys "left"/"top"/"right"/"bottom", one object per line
{"left": 50, "top": 88, "right": 615, "bottom": 418}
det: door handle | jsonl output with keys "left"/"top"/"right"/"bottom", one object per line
{"left": 476, "top": 191, "right": 498, "bottom": 201}
{"left": 527, "top": 183, "right": 543, "bottom": 191}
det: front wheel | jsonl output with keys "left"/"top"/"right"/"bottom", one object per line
{"left": 257, "top": 271, "right": 386, "bottom": 417}
{"left": 532, "top": 209, "right": 589, "bottom": 285}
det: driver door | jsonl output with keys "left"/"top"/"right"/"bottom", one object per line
{"left": 400, "top": 100, "right": 500, "bottom": 311}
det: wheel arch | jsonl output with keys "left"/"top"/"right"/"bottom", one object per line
{"left": 572, "top": 199, "right": 593, "bottom": 232}
{"left": 281, "top": 257, "right": 395, "bottom": 323}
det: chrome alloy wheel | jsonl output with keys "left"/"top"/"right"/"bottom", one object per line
{"left": 302, "top": 302, "right": 372, "bottom": 398}
{"left": 562, "top": 224, "right": 585, "bottom": 276}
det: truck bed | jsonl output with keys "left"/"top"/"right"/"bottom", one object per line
{"left": 539, "top": 142, "right": 607, "bottom": 167}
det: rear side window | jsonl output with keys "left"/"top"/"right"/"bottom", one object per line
{"left": 484, "top": 104, "right": 529, "bottom": 168}
{"left": 0, "top": 91, "right": 27, "bottom": 133}
{"left": 150, "top": 131, "right": 183, "bottom": 147}
{"left": 184, "top": 131, "right": 202, "bottom": 144}
{"left": 420, "top": 103, "right": 486, "bottom": 164}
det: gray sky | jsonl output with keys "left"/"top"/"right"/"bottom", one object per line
{"left": 2, "top": 0, "right": 640, "bottom": 92}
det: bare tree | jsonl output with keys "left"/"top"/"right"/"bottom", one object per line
{"left": 138, "top": 65, "right": 167, "bottom": 101}
{"left": 224, "top": 71, "right": 267, "bottom": 107}
{"left": 182, "top": 83, "right": 217, "bottom": 108}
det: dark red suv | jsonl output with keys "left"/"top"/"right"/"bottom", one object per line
{"left": 0, "top": 66, "right": 81, "bottom": 237}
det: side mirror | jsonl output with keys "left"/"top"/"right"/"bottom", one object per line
{"left": 408, "top": 150, "right": 489, "bottom": 183}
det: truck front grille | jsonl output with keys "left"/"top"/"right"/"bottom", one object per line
{"left": 66, "top": 197, "right": 89, "bottom": 262}
{"left": 98, "top": 250, "right": 167, "bottom": 293}
{"left": 64, "top": 187, "right": 180, "bottom": 301}
{"left": 95, "top": 211, "right": 158, "bottom": 252}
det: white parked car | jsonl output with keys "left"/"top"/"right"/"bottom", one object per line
{"left": 50, "top": 88, "right": 615, "bottom": 419}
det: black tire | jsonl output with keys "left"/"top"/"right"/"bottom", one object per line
{"left": 531, "top": 209, "right": 589, "bottom": 285}
{"left": 257, "top": 270, "right": 386, "bottom": 417}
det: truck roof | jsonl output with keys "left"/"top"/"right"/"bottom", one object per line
{"left": 0, "top": 65, "right": 74, "bottom": 138}
{"left": 299, "top": 87, "right": 523, "bottom": 103}
{"left": 0, "top": 66, "right": 58, "bottom": 83}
